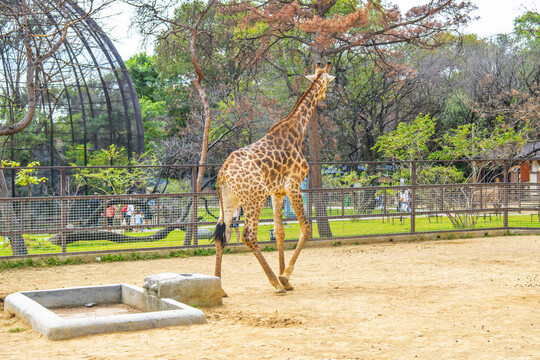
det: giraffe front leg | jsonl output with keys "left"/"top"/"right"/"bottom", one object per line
{"left": 280, "top": 190, "right": 311, "bottom": 287}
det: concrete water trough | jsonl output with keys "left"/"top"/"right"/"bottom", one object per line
{"left": 4, "top": 283, "right": 206, "bottom": 340}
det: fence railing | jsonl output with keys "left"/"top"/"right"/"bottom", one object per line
{"left": 1, "top": 159, "right": 540, "bottom": 258}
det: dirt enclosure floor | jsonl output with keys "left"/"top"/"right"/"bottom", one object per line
{"left": 2, "top": 235, "right": 540, "bottom": 359}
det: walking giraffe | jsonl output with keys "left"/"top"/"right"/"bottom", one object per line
{"left": 212, "top": 62, "right": 335, "bottom": 294}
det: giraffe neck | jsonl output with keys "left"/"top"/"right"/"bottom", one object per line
{"left": 268, "top": 79, "right": 323, "bottom": 148}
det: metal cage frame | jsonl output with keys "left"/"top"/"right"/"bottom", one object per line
{"left": 0, "top": 0, "right": 143, "bottom": 170}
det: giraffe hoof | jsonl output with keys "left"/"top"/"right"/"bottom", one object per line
{"left": 274, "top": 288, "right": 287, "bottom": 295}
{"left": 221, "top": 289, "right": 229, "bottom": 298}
{"left": 278, "top": 276, "right": 294, "bottom": 291}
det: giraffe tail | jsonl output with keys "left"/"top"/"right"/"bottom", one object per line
{"left": 211, "top": 222, "right": 227, "bottom": 248}
{"left": 211, "top": 183, "right": 228, "bottom": 248}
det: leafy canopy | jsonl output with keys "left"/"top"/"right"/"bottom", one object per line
{"left": 372, "top": 114, "right": 436, "bottom": 161}
{"left": 67, "top": 145, "right": 157, "bottom": 195}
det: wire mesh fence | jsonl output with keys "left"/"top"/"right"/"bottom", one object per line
{"left": 1, "top": 159, "right": 540, "bottom": 258}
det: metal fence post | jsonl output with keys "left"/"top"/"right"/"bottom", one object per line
{"left": 60, "top": 167, "right": 67, "bottom": 253}
{"left": 157, "top": 196, "right": 161, "bottom": 228}
{"left": 341, "top": 191, "right": 345, "bottom": 216}
{"left": 411, "top": 161, "right": 416, "bottom": 234}
{"left": 192, "top": 165, "right": 199, "bottom": 246}
{"left": 383, "top": 188, "right": 387, "bottom": 221}
{"left": 503, "top": 160, "right": 509, "bottom": 230}
{"left": 307, "top": 171, "right": 313, "bottom": 227}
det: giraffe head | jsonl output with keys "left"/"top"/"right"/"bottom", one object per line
{"left": 305, "top": 62, "right": 335, "bottom": 100}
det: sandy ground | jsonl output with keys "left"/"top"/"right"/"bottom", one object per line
{"left": 1, "top": 235, "right": 540, "bottom": 359}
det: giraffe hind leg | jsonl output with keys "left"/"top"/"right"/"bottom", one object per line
{"left": 213, "top": 184, "right": 239, "bottom": 297}
{"left": 241, "top": 197, "right": 286, "bottom": 294}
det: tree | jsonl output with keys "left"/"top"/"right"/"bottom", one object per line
{"left": 433, "top": 28, "right": 540, "bottom": 140}
{"left": 373, "top": 114, "right": 437, "bottom": 162}
{"left": 125, "top": 52, "right": 188, "bottom": 152}
{"left": 432, "top": 116, "right": 529, "bottom": 177}
{"left": 125, "top": 53, "right": 163, "bottom": 102}
{"left": 67, "top": 144, "right": 156, "bottom": 195}
{"left": 0, "top": 0, "right": 111, "bottom": 255}
{"left": 514, "top": 10, "right": 540, "bottom": 42}
{"left": 129, "top": 0, "right": 275, "bottom": 244}
{"left": 374, "top": 114, "right": 529, "bottom": 228}
{"left": 224, "top": 0, "right": 475, "bottom": 237}
{"left": 0, "top": 0, "right": 110, "bottom": 135}
{"left": 129, "top": 0, "right": 217, "bottom": 185}
{"left": 0, "top": 160, "right": 47, "bottom": 255}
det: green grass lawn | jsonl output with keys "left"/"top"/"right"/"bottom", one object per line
{"left": 1, "top": 213, "right": 539, "bottom": 257}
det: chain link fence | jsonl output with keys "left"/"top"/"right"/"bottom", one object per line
{"left": 1, "top": 159, "right": 540, "bottom": 258}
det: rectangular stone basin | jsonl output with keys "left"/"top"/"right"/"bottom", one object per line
{"left": 4, "top": 284, "right": 206, "bottom": 340}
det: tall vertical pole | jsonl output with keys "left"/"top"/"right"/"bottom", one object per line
{"left": 411, "top": 161, "right": 416, "bottom": 234}
{"left": 192, "top": 165, "right": 199, "bottom": 246}
{"left": 307, "top": 171, "right": 313, "bottom": 228}
{"left": 60, "top": 167, "right": 67, "bottom": 253}
{"left": 503, "top": 160, "right": 509, "bottom": 230}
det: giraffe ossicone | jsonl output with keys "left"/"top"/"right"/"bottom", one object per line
{"left": 212, "top": 62, "right": 335, "bottom": 295}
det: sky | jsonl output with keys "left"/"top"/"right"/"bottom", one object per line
{"left": 396, "top": 0, "right": 538, "bottom": 37}
{"left": 103, "top": 0, "right": 539, "bottom": 61}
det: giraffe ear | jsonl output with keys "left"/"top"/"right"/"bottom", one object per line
{"left": 327, "top": 75, "right": 336, "bottom": 82}
{"left": 305, "top": 75, "right": 317, "bottom": 82}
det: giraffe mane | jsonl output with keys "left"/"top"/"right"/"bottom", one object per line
{"left": 267, "top": 70, "right": 326, "bottom": 134}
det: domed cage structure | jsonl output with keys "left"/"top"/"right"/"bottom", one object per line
{"left": 0, "top": 0, "right": 144, "bottom": 170}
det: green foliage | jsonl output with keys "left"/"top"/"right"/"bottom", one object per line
{"left": 13, "top": 162, "right": 47, "bottom": 187}
{"left": 373, "top": 114, "right": 437, "bottom": 161}
{"left": 68, "top": 144, "right": 158, "bottom": 195}
{"left": 0, "top": 245, "right": 227, "bottom": 270}
{"left": 374, "top": 114, "right": 529, "bottom": 185}
{"left": 42, "top": 257, "right": 62, "bottom": 266}
{"left": 0, "top": 260, "right": 26, "bottom": 270}
{"left": 417, "top": 165, "right": 465, "bottom": 185}
{"left": 8, "top": 328, "right": 26, "bottom": 333}
{"left": 100, "top": 254, "right": 126, "bottom": 262}
{"left": 64, "top": 144, "right": 87, "bottom": 167}
{"left": 322, "top": 165, "right": 378, "bottom": 188}
{"left": 1, "top": 160, "right": 47, "bottom": 196}
{"left": 162, "top": 179, "right": 192, "bottom": 194}
{"left": 233, "top": 20, "right": 268, "bottom": 41}
{"left": 25, "top": 236, "right": 58, "bottom": 253}
{"left": 125, "top": 52, "right": 191, "bottom": 153}
{"left": 128, "top": 251, "right": 142, "bottom": 261}
{"left": 169, "top": 249, "right": 188, "bottom": 258}
{"left": 191, "top": 248, "right": 216, "bottom": 256}
{"left": 431, "top": 116, "right": 529, "bottom": 161}
{"left": 139, "top": 97, "right": 169, "bottom": 149}
{"left": 125, "top": 53, "right": 162, "bottom": 102}
{"left": 66, "top": 143, "right": 128, "bottom": 167}
{"left": 514, "top": 10, "right": 540, "bottom": 42}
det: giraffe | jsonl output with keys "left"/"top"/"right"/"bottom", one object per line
{"left": 212, "top": 62, "right": 335, "bottom": 294}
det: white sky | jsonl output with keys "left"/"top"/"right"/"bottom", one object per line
{"left": 103, "top": 0, "right": 539, "bottom": 61}
{"left": 396, "top": 0, "right": 538, "bottom": 36}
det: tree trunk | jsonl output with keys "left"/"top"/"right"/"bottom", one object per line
{"left": 183, "top": 0, "right": 216, "bottom": 247}
{"left": 307, "top": 112, "right": 333, "bottom": 238}
{"left": 0, "top": 169, "right": 28, "bottom": 255}
{"left": 0, "top": 2, "right": 67, "bottom": 136}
